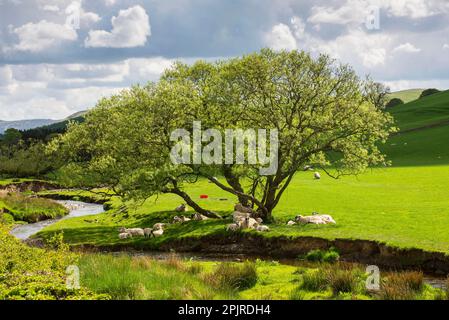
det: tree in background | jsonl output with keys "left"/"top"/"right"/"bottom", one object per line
{"left": 419, "top": 88, "right": 441, "bottom": 99}
{"left": 386, "top": 98, "right": 404, "bottom": 109}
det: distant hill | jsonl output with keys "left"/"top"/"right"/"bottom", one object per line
{"left": 0, "top": 119, "right": 57, "bottom": 134}
{"left": 387, "top": 89, "right": 425, "bottom": 104}
{"left": 382, "top": 89, "right": 449, "bottom": 166}
{"left": 0, "top": 110, "right": 86, "bottom": 134}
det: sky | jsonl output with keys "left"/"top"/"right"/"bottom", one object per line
{"left": 1, "top": 0, "right": 449, "bottom": 121}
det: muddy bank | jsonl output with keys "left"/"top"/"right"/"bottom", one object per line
{"left": 71, "top": 233, "right": 449, "bottom": 275}
{"left": 0, "top": 180, "right": 61, "bottom": 193}
{"left": 38, "top": 192, "right": 111, "bottom": 205}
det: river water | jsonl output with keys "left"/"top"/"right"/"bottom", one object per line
{"left": 9, "top": 200, "right": 104, "bottom": 240}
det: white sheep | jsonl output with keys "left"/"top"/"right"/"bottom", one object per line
{"left": 241, "top": 217, "right": 259, "bottom": 230}
{"left": 256, "top": 217, "right": 263, "bottom": 224}
{"left": 126, "top": 228, "right": 145, "bottom": 237}
{"left": 295, "top": 215, "right": 327, "bottom": 225}
{"left": 119, "top": 232, "right": 131, "bottom": 239}
{"left": 153, "top": 223, "right": 166, "bottom": 230}
{"left": 226, "top": 223, "right": 241, "bottom": 232}
{"left": 192, "top": 213, "right": 209, "bottom": 221}
{"left": 314, "top": 172, "right": 321, "bottom": 180}
{"left": 315, "top": 214, "right": 336, "bottom": 224}
{"left": 256, "top": 225, "right": 270, "bottom": 232}
{"left": 151, "top": 229, "right": 164, "bottom": 237}
{"left": 143, "top": 228, "right": 153, "bottom": 238}
{"left": 287, "top": 220, "right": 296, "bottom": 226}
{"left": 233, "top": 211, "right": 250, "bottom": 223}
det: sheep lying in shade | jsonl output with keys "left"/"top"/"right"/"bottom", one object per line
{"left": 192, "top": 213, "right": 209, "bottom": 221}
{"left": 153, "top": 223, "right": 166, "bottom": 230}
{"left": 256, "top": 225, "right": 270, "bottom": 232}
{"left": 233, "top": 211, "right": 250, "bottom": 223}
{"left": 226, "top": 222, "right": 241, "bottom": 232}
{"left": 234, "top": 203, "right": 254, "bottom": 214}
{"left": 241, "top": 217, "right": 259, "bottom": 229}
{"left": 119, "top": 232, "right": 131, "bottom": 239}
{"left": 151, "top": 229, "right": 164, "bottom": 237}
{"left": 173, "top": 215, "right": 191, "bottom": 223}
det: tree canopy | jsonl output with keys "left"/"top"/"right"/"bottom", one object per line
{"left": 52, "top": 49, "right": 395, "bottom": 221}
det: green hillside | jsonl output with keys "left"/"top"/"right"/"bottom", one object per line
{"left": 382, "top": 89, "right": 449, "bottom": 166}
{"left": 387, "top": 89, "right": 424, "bottom": 104}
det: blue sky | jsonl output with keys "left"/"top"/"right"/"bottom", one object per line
{"left": 1, "top": 0, "right": 449, "bottom": 120}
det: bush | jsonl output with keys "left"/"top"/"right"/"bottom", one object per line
{"left": 379, "top": 271, "right": 423, "bottom": 300}
{"left": 303, "top": 248, "right": 340, "bottom": 263}
{"left": 385, "top": 98, "right": 404, "bottom": 108}
{"left": 208, "top": 261, "right": 258, "bottom": 291}
{"left": 419, "top": 88, "right": 441, "bottom": 98}
{"left": 326, "top": 269, "right": 358, "bottom": 294}
{"left": 301, "top": 270, "right": 328, "bottom": 291}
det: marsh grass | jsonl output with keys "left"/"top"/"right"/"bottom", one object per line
{"left": 205, "top": 261, "right": 258, "bottom": 291}
{"left": 79, "top": 254, "right": 232, "bottom": 300}
{"left": 379, "top": 271, "right": 424, "bottom": 300}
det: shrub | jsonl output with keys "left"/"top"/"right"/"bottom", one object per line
{"left": 379, "top": 271, "right": 423, "bottom": 300}
{"left": 419, "top": 88, "right": 441, "bottom": 98}
{"left": 301, "top": 270, "right": 328, "bottom": 292}
{"left": 385, "top": 98, "right": 404, "bottom": 108}
{"left": 303, "top": 248, "right": 340, "bottom": 263}
{"left": 326, "top": 269, "right": 358, "bottom": 294}
{"left": 208, "top": 261, "right": 258, "bottom": 291}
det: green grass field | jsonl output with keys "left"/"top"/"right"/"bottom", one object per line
{"left": 37, "top": 89, "right": 449, "bottom": 254}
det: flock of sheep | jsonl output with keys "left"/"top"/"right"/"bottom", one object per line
{"left": 117, "top": 204, "right": 210, "bottom": 239}
{"left": 118, "top": 197, "right": 336, "bottom": 240}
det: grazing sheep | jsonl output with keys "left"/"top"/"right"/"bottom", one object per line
{"left": 256, "top": 225, "right": 270, "bottom": 232}
{"left": 175, "top": 204, "right": 187, "bottom": 212}
{"left": 192, "top": 213, "right": 209, "bottom": 221}
{"left": 234, "top": 203, "right": 254, "bottom": 214}
{"left": 151, "top": 229, "right": 164, "bottom": 237}
{"left": 119, "top": 232, "right": 131, "bottom": 239}
{"left": 287, "top": 220, "right": 296, "bottom": 226}
{"left": 143, "top": 228, "right": 153, "bottom": 238}
{"left": 314, "top": 172, "right": 321, "bottom": 180}
{"left": 226, "top": 223, "right": 241, "bottom": 232}
{"left": 153, "top": 223, "right": 166, "bottom": 230}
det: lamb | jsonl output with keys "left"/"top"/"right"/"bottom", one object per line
{"left": 153, "top": 223, "right": 166, "bottom": 230}
{"left": 173, "top": 215, "right": 190, "bottom": 223}
{"left": 234, "top": 203, "right": 254, "bottom": 214}
{"left": 143, "top": 228, "right": 153, "bottom": 238}
{"left": 295, "top": 215, "right": 327, "bottom": 225}
{"left": 287, "top": 220, "right": 296, "bottom": 226}
{"left": 241, "top": 217, "right": 259, "bottom": 230}
{"left": 151, "top": 229, "right": 164, "bottom": 237}
{"left": 233, "top": 211, "right": 250, "bottom": 223}
{"left": 256, "top": 225, "right": 270, "bottom": 232}
{"left": 126, "top": 228, "right": 145, "bottom": 237}
{"left": 119, "top": 232, "right": 131, "bottom": 239}
{"left": 175, "top": 204, "right": 187, "bottom": 212}
{"left": 226, "top": 222, "right": 241, "bottom": 232}
{"left": 192, "top": 213, "right": 209, "bottom": 221}
{"left": 314, "top": 172, "right": 321, "bottom": 180}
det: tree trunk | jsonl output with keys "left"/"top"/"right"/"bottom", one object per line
{"left": 170, "top": 188, "right": 222, "bottom": 219}
{"left": 223, "top": 166, "right": 248, "bottom": 206}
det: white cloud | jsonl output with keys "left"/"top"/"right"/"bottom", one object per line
{"left": 290, "top": 16, "right": 306, "bottom": 39}
{"left": 264, "top": 23, "right": 297, "bottom": 51}
{"left": 85, "top": 5, "right": 150, "bottom": 48}
{"left": 104, "top": 0, "right": 116, "bottom": 6}
{"left": 11, "top": 20, "right": 77, "bottom": 52}
{"left": 443, "top": 44, "right": 449, "bottom": 49}
{"left": 393, "top": 42, "right": 421, "bottom": 53}
{"left": 42, "top": 5, "right": 59, "bottom": 12}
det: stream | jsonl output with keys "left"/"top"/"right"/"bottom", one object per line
{"left": 9, "top": 200, "right": 105, "bottom": 240}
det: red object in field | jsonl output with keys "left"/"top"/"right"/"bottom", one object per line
{"left": 200, "top": 194, "right": 209, "bottom": 199}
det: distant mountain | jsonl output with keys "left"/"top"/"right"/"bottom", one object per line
{"left": 0, "top": 111, "right": 86, "bottom": 134}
